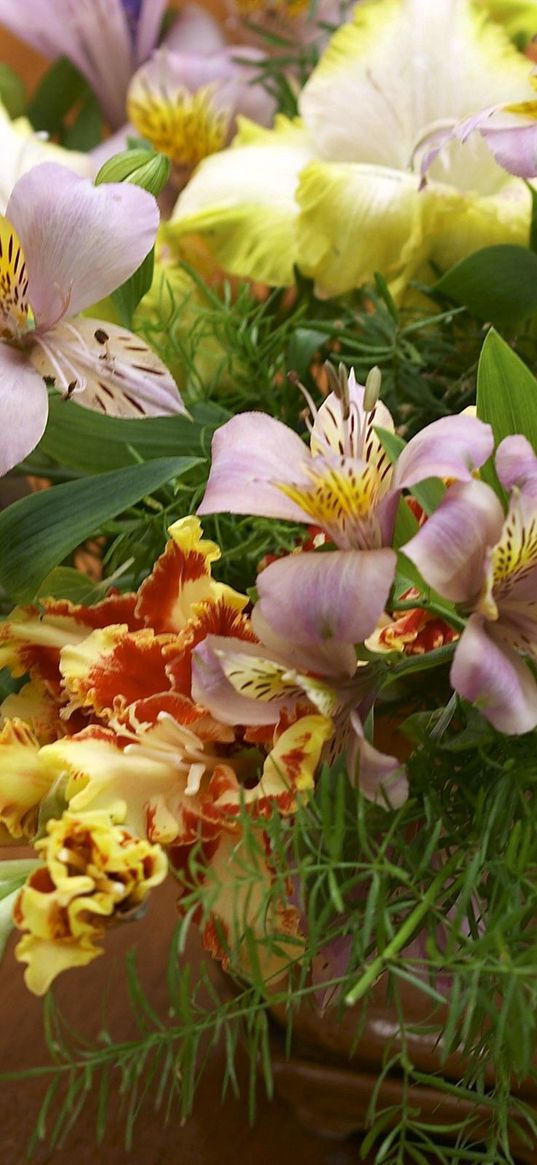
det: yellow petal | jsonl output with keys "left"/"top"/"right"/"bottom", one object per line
{"left": 0, "top": 719, "right": 52, "bottom": 839}
{"left": 167, "top": 116, "right": 315, "bottom": 286}
{"left": 296, "top": 161, "right": 429, "bottom": 296}
{"left": 301, "top": 0, "right": 537, "bottom": 169}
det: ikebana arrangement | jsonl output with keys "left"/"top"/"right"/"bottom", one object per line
{"left": 1, "top": 2, "right": 537, "bottom": 1162}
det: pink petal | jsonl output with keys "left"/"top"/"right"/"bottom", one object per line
{"left": 481, "top": 122, "right": 537, "bottom": 179}
{"left": 257, "top": 549, "right": 397, "bottom": 646}
{"left": 394, "top": 415, "right": 494, "bottom": 491}
{"left": 0, "top": 0, "right": 135, "bottom": 128}
{"left": 251, "top": 605, "right": 357, "bottom": 678}
{"left": 403, "top": 480, "right": 505, "bottom": 603}
{"left": 495, "top": 434, "right": 537, "bottom": 496}
{"left": 451, "top": 615, "right": 537, "bottom": 734}
{"left": 163, "top": 2, "right": 225, "bottom": 54}
{"left": 7, "top": 164, "right": 159, "bottom": 331}
{"left": 29, "top": 318, "right": 186, "bottom": 417}
{"left": 191, "top": 636, "right": 292, "bottom": 727}
{"left": 0, "top": 345, "right": 49, "bottom": 474}
{"left": 198, "top": 412, "right": 312, "bottom": 522}
{"left": 136, "top": 0, "right": 168, "bottom": 61}
{"left": 349, "top": 712, "right": 408, "bottom": 809}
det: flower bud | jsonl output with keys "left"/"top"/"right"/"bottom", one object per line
{"left": 364, "top": 365, "right": 382, "bottom": 411}
{"left": 95, "top": 148, "right": 170, "bottom": 196}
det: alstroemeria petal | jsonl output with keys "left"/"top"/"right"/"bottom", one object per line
{"left": 310, "top": 371, "right": 395, "bottom": 465}
{"left": 192, "top": 635, "right": 304, "bottom": 726}
{"left": 249, "top": 714, "right": 333, "bottom": 808}
{"left": 135, "top": 0, "right": 168, "bottom": 61}
{"left": 0, "top": 344, "right": 49, "bottom": 474}
{"left": 168, "top": 117, "right": 315, "bottom": 286}
{"left": 495, "top": 434, "right": 537, "bottom": 495}
{"left": 394, "top": 414, "right": 494, "bottom": 490}
{"left": 164, "top": 2, "right": 225, "bottom": 54}
{"left": 257, "top": 549, "right": 397, "bottom": 647}
{"left": 451, "top": 614, "right": 537, "bottom": 733}
{"left": 480, "top": 120, "right": 537, "bottom": 177}
{"left": 7, "top": 164, "right": 159, "bottom": 329}
{"left": 198, "top": 412, "right": 312, "bottom": 522}
{"left": 0, "top": 0, "right": 137, "bottom": 127}
{"left": 349, "top": 712, "right": 409, "bottom": 809}
{"left": 403, "top": 480, "right": 505, "bottom": 603}
{"left": 29, "top": 317, "right": 186, "bottom": 417}
{"left": 250, "top": 605, "right": 357, "bottom": 678}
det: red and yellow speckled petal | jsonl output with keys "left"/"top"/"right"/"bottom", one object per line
{"left": 59, "top": 626, "right": 179, "bottom": 718}
{"left": 195, "top": 828, "right": 304, "bottom": 982}
{"left": 136, "top": 515, "right": 247, "bottom": 633}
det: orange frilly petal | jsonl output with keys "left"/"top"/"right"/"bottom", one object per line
{"left": 136, "top": 515, "right": 248, "bottom": 633}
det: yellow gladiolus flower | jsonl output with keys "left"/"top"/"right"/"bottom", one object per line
{"left": 14, "top": 810, "right": 167, "bottom": 995}
{"left": 168, "top": 0, "right": 537, "bottom": 296}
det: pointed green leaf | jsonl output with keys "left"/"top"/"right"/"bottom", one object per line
{"left": 476, "top": 329, "right": 537, "bottom": 493}
{"left": 0, "top": 457, "right": 200, "bottom": 602}
{"left": 36, "top": 397, "right": 227, "bottom": 474}
{"left": 27, "top": 56, "right": 88, "bottom": 134}
{"left": 434, "top": 245, "right": 537, "bottom": 326}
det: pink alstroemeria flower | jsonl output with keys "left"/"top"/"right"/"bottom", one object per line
{"left": 0, "top": 161, "right": 185, "bottom": 476}
{"left": 192, "top": 550, "right": 412, "bottom": 808}
{"left": 404, "top": 435, "right": 537, "bottom": 734}
{"left": 126, "top": 44, "right": 276, "bottom": 175}
{"left": 0, "top": 0, "right": 223, "bottom": 129}
{"left": 198, "top": 368, "right": 494, "bottom": 602}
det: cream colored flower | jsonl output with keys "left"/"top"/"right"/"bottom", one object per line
{"left": 168, "top": 0, "right": 537, "bottom": 296}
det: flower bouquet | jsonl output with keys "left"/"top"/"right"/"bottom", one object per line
{"left": 1, "top": 2, "right": 537, "bottom": 1162}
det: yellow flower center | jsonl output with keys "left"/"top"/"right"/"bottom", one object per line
{"left": 127, "top": 84, "right": 230, "bottom": 169}
{"left": 277, "top": 461, "right": 387, "bottom": 549}
{"left": 0, "top": 217, "right": 29, "bottom": 339}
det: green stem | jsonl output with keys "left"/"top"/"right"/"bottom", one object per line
{"left": 344, "top": 854, "right": 460, "bottom": 1007}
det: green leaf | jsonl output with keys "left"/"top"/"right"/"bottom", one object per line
{"left": 63, "top": 92, "right": 103, "bottom": 151}
{"left": 376, "top": 426, "right": 445, "bottom": 515}
{"left": 285, "top": 328, "right": 329, "bottom": 377}
{"left": 112, "top": 250, "right": 154, "bottom": 328}
{"left": 37, "top": 397, "right": 226, "bottom": 474}
{"left": 0, "top": 457, "right": 200, "bottom": 602}
{"left": 0, "top": 64, "right": 26, "bottom": 118}
{"left": 434, "top": 245, "right": 537, "bottom": 326}
{"left": 35, "top": 567, "right": 102, "bottom": 603}
{"left": 476, "top": 329, "right": 537, "bottom": 493}
{"left": 27, "top": 56, "right": 88, "bottom": 134}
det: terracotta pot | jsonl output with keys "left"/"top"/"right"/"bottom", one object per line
{"left": 268, "top": 976, "right": 537, "bottom": 1161}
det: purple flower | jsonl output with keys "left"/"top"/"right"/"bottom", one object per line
{"left": 126, "top": 45, "right": 276, "bottom": 173}
{"left": 0, "top": 0, "right": 224, "bottom": 129}
{"left": 0, "top": 162, "right": 185, "bottom": 476}
{"left": 192, "top": 550, "right": 408, "bottom": 808}
{"left": 198, "top": 367, "right": 493, "bottom": 614}
{"left": 404, "top": 435, "right": 537, "bottom": 734}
